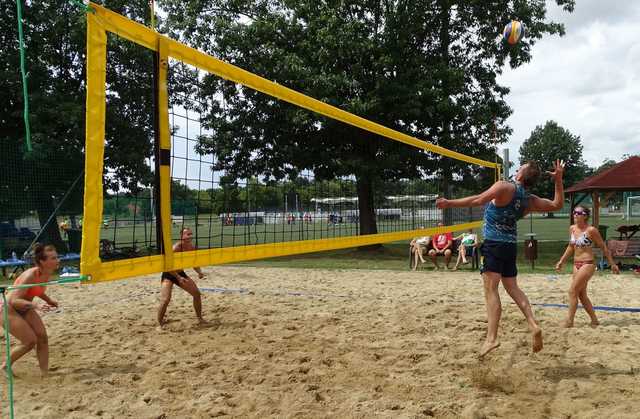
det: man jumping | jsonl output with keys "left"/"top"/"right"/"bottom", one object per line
{"left": 437, "top": 159, "right": 565, "bottom": 357}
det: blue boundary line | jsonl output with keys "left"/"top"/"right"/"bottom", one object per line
{"left": 199, "top": 286, "right": 350, "bottom": 299}
{"left": 198, "top": 287, "right": 639, "bottom": 313}
{"left": 199, "top": 287, "right": 250, "bottom": 294}
{"left": 532, "top": 302, "right": 640, "bottom": 313}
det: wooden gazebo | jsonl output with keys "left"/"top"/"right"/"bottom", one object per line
{"left": 566, "top": 156, "right": 640, "bottom": 228}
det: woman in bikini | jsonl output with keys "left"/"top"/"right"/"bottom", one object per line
{"left": 158, "top": 228, "right": 206, "bottom": 328}
{"left": 555, "top": 206, "right": 620, "bottom": 328}
{"left": 1, "top": 244, "right": 59, "bottom": 377}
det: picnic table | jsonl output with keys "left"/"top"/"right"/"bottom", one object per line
{"left": 0, "top": 258, "right": 27, "bottom": 278}
{"left": 0, "top": 253, "right": 80, "bottom": 278}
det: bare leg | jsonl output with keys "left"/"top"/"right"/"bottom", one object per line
{"left": 453, "top": 251, "right": 463, "bottom": 270}
{"left": 480, "top": 272, "right": 502, "bottom": 357}
{"left": 565, "top": 264, "right": 597, "bottom": 327}
{"left": 157, "top": 279, "right": 174, "bottom": 327}
{"left": 579, "top": 288, "right": 599, "bottom": 327}
{"left": 502, "top": 277, "right": 543, "bottom": 353}
{"left": 444, "top": 249, "right": 452, "bottom": 269}
{"left": 459, "top": 245, "right": 468, "bottom": 264}
{"left": 176, "top": 277, "right": 205, "bottom": 324}
{"left": 564, "top": 266, "right": 579, "bottom": 328}
{"left": 23, "top": 309, "right": 49, "bottom": 377}
{"left": 0, "top": 308, "right": 37, "bottom": 373}
{"left": 411, "top": 247, "right": 420, "bottom": 270}
{"left": 412, "top": 245, "right": 425, "bottom": 269}
{"left": 428, "top": 249, "right": 439, "bottom": 270}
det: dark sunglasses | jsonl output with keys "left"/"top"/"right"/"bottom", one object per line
{"left": 573, "top": 210, "right": 587, "bottom": 216}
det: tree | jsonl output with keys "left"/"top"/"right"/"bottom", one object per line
{"left": 519, "top": 120, "right": 589, "bottom": 215}
{"left": 1, "top": 0, "right": 159, "bottom": 251}
{"left": 592, "top": 158, "right": 617, "bottom": 175}
{"left": 159, "top": 0, "right": 574, "bottom": 240}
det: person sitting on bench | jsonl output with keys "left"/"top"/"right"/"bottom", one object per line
{"left": 429, "top": 223, "right": 453, "bottom": 270}
{"left": 453, "top": 229, "right": 478, "bottom": 270}
{"left": 410, "top": 235, "right": 431, "bottom": 270}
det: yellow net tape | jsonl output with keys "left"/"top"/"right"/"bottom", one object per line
{"left": 82, "top": 2, "right": 496, "bottom": 282}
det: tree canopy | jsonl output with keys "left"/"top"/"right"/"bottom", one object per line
{"left": 160, "top": 0, "right": 575, "bottom": 234}
{"left": 519, "top": 120, "right": 590, "bottom": 204}
{"left": 1, "top": 0, "right": 578, "bottom": 252}
{"left": 1, "top": 0, "right": 158, "bottom": 250}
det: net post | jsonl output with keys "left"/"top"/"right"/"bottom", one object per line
{"left": 152, "top": 46, "right": 163, "bottom": 258}
{"left": 1, "top": 288, "right": 15, "bottom": 419}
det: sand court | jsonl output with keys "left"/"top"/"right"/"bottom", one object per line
{"left": 1, "top": 267, "right": 639, "bottom": 418}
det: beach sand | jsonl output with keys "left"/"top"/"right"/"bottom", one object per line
{"left": 1, "top": 266, "right": 639, "bottom": 418}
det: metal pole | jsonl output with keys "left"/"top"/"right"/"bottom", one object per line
{"left": 502, "top": 148, "right": 510, "bottom": 181}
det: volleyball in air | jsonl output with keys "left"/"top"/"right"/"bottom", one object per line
{"left": 502, "top": 20, "right": 525, "bottom": 45}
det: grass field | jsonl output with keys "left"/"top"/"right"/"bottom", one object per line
{"left": 95, "top": 214, "right": 640, "bottom": 273}
{"left": 100, "top": 216, "right": 479, "bottom": 251}
{"left": 237, "top": 215, "right": 640, "bottom": 274}
{"left": 104, "top": 214, "right": 637, "bottom": 248}
{"left": 3, "top": 215, "right": 634, "bottom": 283}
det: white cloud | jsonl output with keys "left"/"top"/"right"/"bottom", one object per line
{"left": 499, "top": 0, "right": 640, "bottom": 168}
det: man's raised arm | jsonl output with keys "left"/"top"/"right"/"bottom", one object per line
{"left": 436, "top": 181, "right": 513, "bottom": 209}
{"left": 526, "top": 159, "right": 565, "bottom": 213}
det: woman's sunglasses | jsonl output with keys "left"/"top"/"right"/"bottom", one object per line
{"left": 573, "top": 210, "right": 587, "bottom": 216}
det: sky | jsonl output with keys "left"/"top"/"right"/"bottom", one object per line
{"left": 498, "top": 0, "right": 640, "bottom": 170}
{"left": 169, "top": 0, "right": 640, "bottom": 188}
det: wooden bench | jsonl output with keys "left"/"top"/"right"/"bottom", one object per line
{"left": 607, "top": 239, "right": 640, "bottom": 260}
{"left": 606, "top": 239, "right": 640, "bottom": 268}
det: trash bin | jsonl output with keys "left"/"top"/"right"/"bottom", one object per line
{"left": 67, "top": 229, "right": 82, "bottom": 253}
{"left": 524, "top": 233, "right": 538, "bottom": 269}
{"left": 524, "top": 239, "right": 538, "bottom": 261}
{"left": 597, "top": 225, "right": 608, "bottom": 241}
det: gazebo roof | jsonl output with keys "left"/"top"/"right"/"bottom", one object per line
{"left": 566, "top": 156, "right": 640, "bottom": 193}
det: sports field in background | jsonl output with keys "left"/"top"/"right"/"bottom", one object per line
{"left": 234, "top": 215, "right": 640, "bottom": 273}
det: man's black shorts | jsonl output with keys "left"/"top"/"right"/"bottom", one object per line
{"left": 480, "top": 240, "right": 518, "bottom": 277}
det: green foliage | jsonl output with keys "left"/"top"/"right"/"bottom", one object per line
{"left": 160, "top": 0, "right": 574, "bottom": 233}
{"left": 1, "top": 0, "right": 159, "bottom": 248}
{"left": 103, "top": 189, "right": 153, "bottom": 218}
{"left": 593, "top": 158, "right": 617, "bottom": 175}
{"left": 2, "top": 0, "right": 576, "bottom": 249}
{"left": 519, "top": 120, "right": 590, "bottom": 199}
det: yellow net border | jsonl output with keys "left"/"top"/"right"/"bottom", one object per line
{"left": 82, "top": 3, "right": 494, "bottom": 282}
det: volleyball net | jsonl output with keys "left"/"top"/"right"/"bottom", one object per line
{"left": 82, "top": 3, "right": 500, "bottom": 282}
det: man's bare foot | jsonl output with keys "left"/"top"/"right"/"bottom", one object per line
{"left": 197, "top": 318, "right": 208, "bottom": 326}
{"left": 590, "top": 320, "right": 600, "bottom": 328}
{"left": 562, "top": 319, "right": 574, "bottom": 328}
{"left": 532, "top": 327, "right": 543, "bottom": 353}
{"left": 479, "top": 340, "right": 500, "bottom": 358}
{"left": 452, "top": 266, "right": 458, "bottom": 271}
{"left": 40, "top": 370, "right": 49, "bottom": 379}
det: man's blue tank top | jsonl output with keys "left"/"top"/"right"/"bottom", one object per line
{"left": 483, "top": 183, "right": 529, "bottom": 243}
